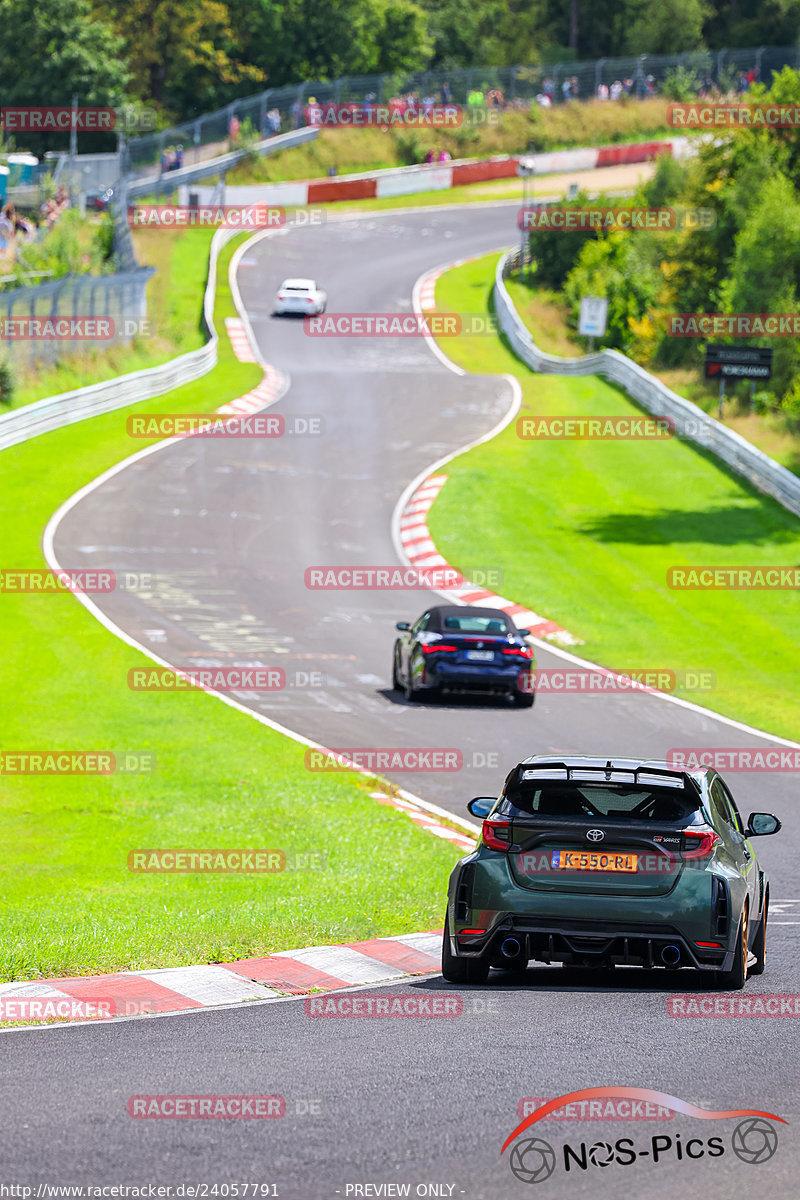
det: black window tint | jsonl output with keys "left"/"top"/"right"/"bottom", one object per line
{"left": 709, "top": 780, "right": 735, "bottom": 830}
{"left": 717, "top": 780, "right": 743, "bottom": 833}
{"left": 502, "top": 785, "right": 697, "bottom": 822}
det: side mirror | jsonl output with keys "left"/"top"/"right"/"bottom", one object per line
{"left": 516, "top": 629, "right": 531, "bottom": 637}
{"left": 746, "top": 812, "right": 781, "bottom": 837}
{"left": 467, "top": 796, "right": 496, "bottom": 818}
{"left": 395, "top": 621, "right": 411, "bottom": 631}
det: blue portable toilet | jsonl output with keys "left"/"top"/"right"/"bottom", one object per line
{"left": 7, "top": 153, "right": 38, "bottom": 185}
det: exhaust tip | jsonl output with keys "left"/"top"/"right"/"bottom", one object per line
{"left": 500, "top": 937, "right": 522, "bottom": 958}
{"left": 661, "top": 944, "right": 682, "bottom": 967}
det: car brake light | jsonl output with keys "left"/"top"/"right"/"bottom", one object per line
{"left": 421, "top": 643, "right": 458, "bottom": 654}
{"left": 682, "top": 828, "right": 720, "bottom": 858}
{"left": 458, "top": 928, "right": 486, "bottom": 936}
{"left": 695, "top": 940, "right": 723, "bottom": 948}
{"left": 502, "top": 646, "right": 533, "bottom": 659}
{"left": 482, "top": 818, "right": 512, "bottom": 851}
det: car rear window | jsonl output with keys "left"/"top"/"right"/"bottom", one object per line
{"left": 441, "top": 615, "right": 512, "bottom": 634}
{"left": 285, "top": 286, "right": 311, "bottom": 292}
{"left": 500, "top": 784, "right": 700, "bottom": 823}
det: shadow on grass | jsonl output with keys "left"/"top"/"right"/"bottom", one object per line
{"left": 577, "top": 504, "right": 800, "bottom": 546}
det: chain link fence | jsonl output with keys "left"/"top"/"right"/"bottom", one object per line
{"left": 122, "top": 44, "right": 800, "bottom": 179}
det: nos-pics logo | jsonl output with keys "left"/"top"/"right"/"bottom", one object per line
{"left": 501, "top": 1087, "right": 785, "bottom": 1184}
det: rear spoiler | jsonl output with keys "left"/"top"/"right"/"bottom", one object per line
{"left": 511, "top": 760, "right": 700, "bottom": 792}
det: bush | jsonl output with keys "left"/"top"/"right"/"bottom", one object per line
{"left": 0, "top": 358, "right": 15, "bottom": 406}
{"left": 661, "top": 65, "right": 700, "bottom": 102}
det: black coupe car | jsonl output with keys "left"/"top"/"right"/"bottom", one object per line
{"left": 392, "top": 605, "right": 535, "bottom": 706}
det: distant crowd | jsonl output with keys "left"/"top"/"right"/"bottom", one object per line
{"left": 0, "top": 185, "right": 68, "bottom": 259}
{"left": 223, "top": 64, "right": 766, "bottom": 147}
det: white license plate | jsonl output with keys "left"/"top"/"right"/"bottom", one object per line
{"left": 467, "top": 650, "right": 494, "bottom": 662}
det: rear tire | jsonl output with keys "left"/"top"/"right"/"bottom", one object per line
{"left": 513, "top": 691, "right": 534, "bottom": 708}
{"left": 391, "top": 654, "right": 401, "bottom": 691}
{"left": 750, "top": 893, "right": 768, "bottom": 976}
{"left": 404, "top": 659, "right": 421, "bottom": 703}
{"left": 441, "top": 914, "right": 490, "bottom": 984}
{"left": 717, "top": 907, "right": 748, "bottom": 990}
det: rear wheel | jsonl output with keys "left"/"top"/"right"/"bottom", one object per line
{"left": 718, "top": 906, "right": 748, "bottom": 990}
{"left": 441, "top": 914, "right": 490, "bottom": 984}
{"left": 404, "top": 657, "right": 421, "bottom": 703}
{"left": 391, "top": 653, "right": 402, "bottom": 691}
{"left": 750, "top": 892, "right": 768, "bottom": 976}
{"left": 513, "top": 691, "right": 534, "bottom": 708}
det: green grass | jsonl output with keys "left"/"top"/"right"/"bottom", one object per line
{"left": 4, "top": 228, "right": 211, "bottom": 412}
{"left": 0, "top": 231, "right": 460, "bottom": 983}
{"left": 427, "top": 254, "right": 800, "bottom": 739}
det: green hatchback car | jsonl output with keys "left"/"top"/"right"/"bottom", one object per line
{"left": 443, "top": 756, "right": 781, "bottom": 990}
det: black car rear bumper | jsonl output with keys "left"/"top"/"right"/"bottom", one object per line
{"left": 454, "top": 915, "right": 733, "bottom": 972}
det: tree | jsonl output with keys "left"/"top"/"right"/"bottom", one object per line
{"left": 563, "top": 230, "right": 663, "bottom": 353}
{"left": 625, "top": 0, "right": 710, "bottom": 53}
{"left": 0, "top": 0, "right": 128, "bottom": 106}
{"left": 103, "top": 0, "right": 264, "bottom": 115}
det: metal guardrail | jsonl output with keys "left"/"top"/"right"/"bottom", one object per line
{"left": 494, "top": 250, "right": 800, "bottom": 520}
{"left": 0, "top": 228, "right": 238, "bottom": 453}
{"left": 126, "top": 127, "right": 319, "bottom": 199}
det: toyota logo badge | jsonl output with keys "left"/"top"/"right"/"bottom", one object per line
{"left": 586, "top": 829, "right": 605, "bottom": 842}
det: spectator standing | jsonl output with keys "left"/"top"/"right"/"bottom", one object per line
{"left": 610, "top": 80, "right": 623, "bottom": 101}
{"left": 597, "top": 82, "right": 609, "bottom": 100}
{"left": 442, "top": 81, "right": 451, "bottom": 105}
{"left": 229, "top": 114, "right": 240, "bottom": 143}
{"left": 561, "top": 78, "right": 572, "bottom": 101}
{"left": 304, "top": 98, "right": 322, "bottom": 126}
{"left": 291, "top": 99, "right": 302, "bottom": 129}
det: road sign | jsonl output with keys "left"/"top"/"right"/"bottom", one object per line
{"left": 704, "top": 344, "right": 772, "bottom": 380}
{"left": 578, "top": 296, "right": 608, "bottom": 338}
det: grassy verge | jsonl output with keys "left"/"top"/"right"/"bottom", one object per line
{"left": 0, "top": 231, "right": 460, "bottom": 982}
{"left": 428, "top": 254, "right": 800, "bottom": 739}
{"left": 227, "top": 99, "right": 673, "bottom": 185}
{"left": 505, "top": 277, "right": 800, "bottom": 479}
{"left": 4, "top": 228, "right": 210, "bottom": 412}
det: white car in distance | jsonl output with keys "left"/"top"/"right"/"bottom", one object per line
{"left": 273, "top": 278, "right": 327, "bottom": 316}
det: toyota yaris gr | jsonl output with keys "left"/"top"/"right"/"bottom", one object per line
{"left": 443, "top": 755, "right": 781, "bottom": 989}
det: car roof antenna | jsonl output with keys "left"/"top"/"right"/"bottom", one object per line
{"left": 604, "top": 760, "right": 613, "bottom": 779}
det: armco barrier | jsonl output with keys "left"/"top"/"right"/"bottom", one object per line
{"left": 451, "top": 159, "right": 519, "bottom": 186}
{"left": 595, "top": 141, "right": 671, "bottom": 166}
{"left": 307, "top": 177, "right": 377, "bottom": 203}
{"left": 183, "top": 140, "right": 684, "bottom": 209}
{"left": 494, "top": 250, "right": 800, "bottom": 521}
{"left": 0, "top": 228, "right": 239, "bottom": 454}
